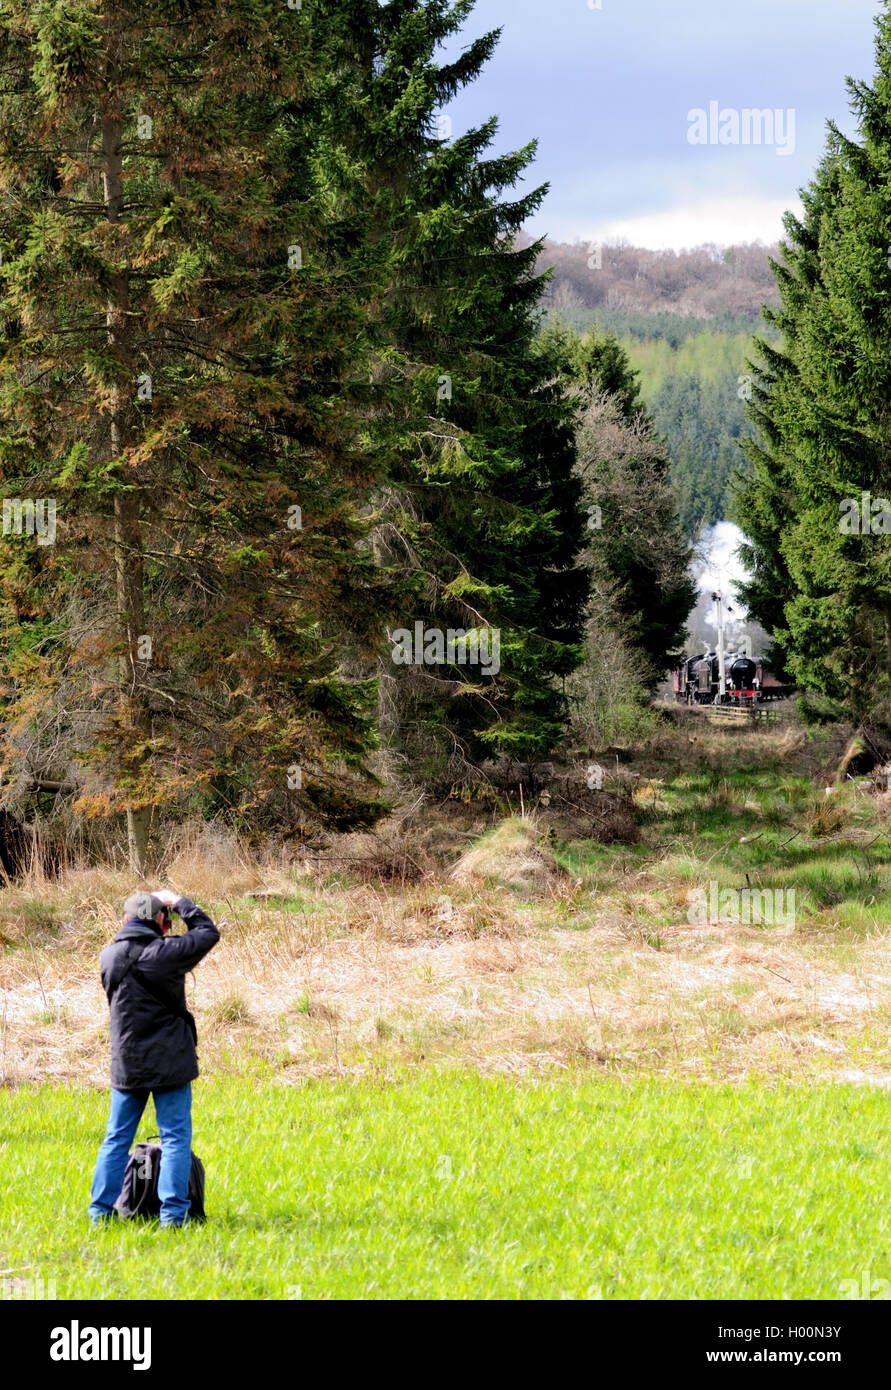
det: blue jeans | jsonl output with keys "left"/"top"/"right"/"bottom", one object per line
{"left": 89, "top": 1083, "right": 192, "bottom": 1226}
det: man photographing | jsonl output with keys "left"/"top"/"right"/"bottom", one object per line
{"left": 89, "top": 889, "right": 220, "bottom": 1227}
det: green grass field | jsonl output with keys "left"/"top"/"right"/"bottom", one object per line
{"left": 3, "top": 1073, "right": 890, "bottom": 1300}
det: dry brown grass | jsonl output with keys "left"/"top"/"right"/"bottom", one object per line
{"left": 1, "top": 849, "right": 889, "bottom": 1087}
{"left": 3, "top": 716, "right": 891, "bottom": 1086}
{"left": 449, "top": 817, "right": 565, "bottom": 891}
{"left": 808, "top": 795, "right": 849, "bottom": 838}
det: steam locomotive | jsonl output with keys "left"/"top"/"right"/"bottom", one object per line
{"left": 672, "top": 652, "right": 792, "bottom": 706}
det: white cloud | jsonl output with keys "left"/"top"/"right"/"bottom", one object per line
{"left": 545, "top": 194, "right": 803, "bottom": 251}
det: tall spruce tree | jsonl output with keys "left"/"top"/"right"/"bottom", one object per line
{"left": 733, "top": 8, "right": 891, "bottom": 719}
{"left": 0, "top": 0, "right": 389, "bottom": 868}
{"left": 314, "top": 0, "right": 588, "bottom": 778}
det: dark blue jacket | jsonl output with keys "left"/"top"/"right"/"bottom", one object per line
{"left": 100, "top": 896, "right": 220, "bottom": 1091}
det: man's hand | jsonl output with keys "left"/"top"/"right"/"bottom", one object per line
{"left": 154, "top": 889, "right": 180, "bottom": 910}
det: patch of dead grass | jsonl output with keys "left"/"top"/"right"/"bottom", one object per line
{"left": 4, "top": 729, "right": 891, "bottom": 1085}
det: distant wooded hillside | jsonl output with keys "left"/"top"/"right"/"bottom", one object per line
{"left": 536, "top": 239, "right": 780, "bottom": 321}
{"left": 536, "top": 241, "right": 782, "bottom": 535}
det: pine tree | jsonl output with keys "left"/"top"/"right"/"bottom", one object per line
{"left": 0, "top": 0, "right": 389, "bottom": 868}
{"left": 314, "top": 0, "right": 588, "bottom": 778}
{"left": 732, "top": 8, "right": 891, "bottom": 719}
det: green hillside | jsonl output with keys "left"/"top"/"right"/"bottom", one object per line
{"left": 546, "top": 308, "right": 772, "bottom": 534}
{"left": 629, "top": 331, "right": 759, "bottom": 535}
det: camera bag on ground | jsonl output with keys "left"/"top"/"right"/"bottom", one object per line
{"left": 114, "top": 1140, "right": 206, "bottom": 1222}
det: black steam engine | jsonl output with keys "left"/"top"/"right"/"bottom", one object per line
{"left": 673, "top": 652, "right": 790, "bottom": 706}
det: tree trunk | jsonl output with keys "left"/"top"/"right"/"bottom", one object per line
{"left": 103, "top": 80, "right": 150, "bottom": 876}
{"left": 370, "top": 503, "right": 398, "bottom": 752}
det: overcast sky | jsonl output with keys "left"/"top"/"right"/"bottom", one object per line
{"left": 441, "top": 0, "right": 882, "bottom": 249}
